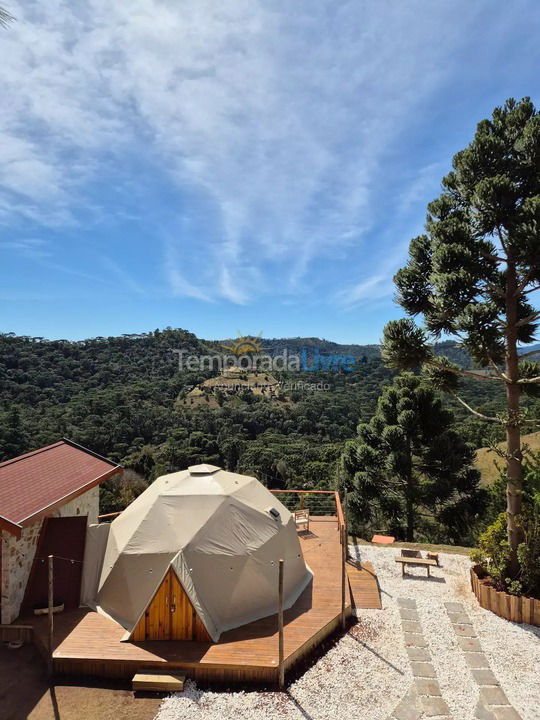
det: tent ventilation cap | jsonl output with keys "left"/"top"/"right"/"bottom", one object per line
{"left": 188, "top": 464, "right": 221, "bottom": 475}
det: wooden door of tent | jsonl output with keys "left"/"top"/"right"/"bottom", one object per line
{"left": 131, "top": 569, "right": 211, "bottom": 642}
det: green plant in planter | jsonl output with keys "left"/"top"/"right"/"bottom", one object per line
{"left": 472, "top": 489, "right": 540, "bottom": 597}
{"left": 516, "top": 493, "right": 540, "bottom": 596}
{"left": 471, "top": 514, "right": 511, "bottom": 590}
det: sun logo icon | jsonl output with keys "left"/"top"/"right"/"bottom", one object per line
{"left": 221, "top": 331, "right": 269, "bottom": 357}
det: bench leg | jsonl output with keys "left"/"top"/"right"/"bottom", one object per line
{"left": 427, "top": 566, "right": 430, "bottom": 578}
{"left": 402, "top": 563, "right": 405, "bottom": 577}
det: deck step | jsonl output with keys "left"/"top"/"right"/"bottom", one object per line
{"left": 132, "top": 671, "right": 185, "bottom": 692}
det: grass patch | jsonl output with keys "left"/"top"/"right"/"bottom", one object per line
{"left": 475, "top": 430, "right": 540, "bottom": 486}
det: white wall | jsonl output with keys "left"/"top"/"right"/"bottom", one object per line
{"left": 1, "top": 486, "right": 99, "bottom": 624}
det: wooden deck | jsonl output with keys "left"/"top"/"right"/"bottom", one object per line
{"left": 347, "top": 560, "right": 382, "bottom": 611}
{"left": 24, "top": 518, "right": 381, "bottom": 684}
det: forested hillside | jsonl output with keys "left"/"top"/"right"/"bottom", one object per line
{"left": 1, "top": 328, "right": 533, "bottom": 515}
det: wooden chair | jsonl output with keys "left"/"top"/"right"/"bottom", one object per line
{"left": 293, "top": 509, "right": 310, "bottom": 533}
{"left": 427, "top": 552, "right": 440, "bottom": 566}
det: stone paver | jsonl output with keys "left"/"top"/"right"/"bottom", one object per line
{"left": 447, "top": 611, "right": 472, "bottom": 625}
{"left": 391, "top": 598, "right": 455, "bottom": 720}
{"left": 457, "top": 636, "right": 483, "bottom": 652}
{"left": 453, "top": 623, "right": 476, "bottom": 637}
{"left": 398, "top": 598, "right": 417, "bottom": 609}
{"left": 445, "top": 604, "right": 522, "bottom": 720}
{"left": 414, "top": 678, "right": 442, "bottom": 696}
{"left": 475, "top": 702, "right": 496, "bottom": 720}
{"left": 480, "top": 687, "right": 509, "bottom": 706}
{"left": 406, "top": 647, "right": 431, "bottom": 662}
{"left": 411, "top": 662, "right": 436, "bottom": 678}
{"left": 421, "top": 696, "right": 450, "bottom": 717}
{"left": 492, "top": 708, "right": 523, "bottom": 720}
{"left": 402, "top": 620, "right": 423, "bottom": 634}
{"left": 392, "top": 691, "right": 422, "bottom": 720}
{"left": 444, "top": 601, "right": 465, "bottom": 612}
{"left": 472, "top": 669, "right": 500, "bottom": 686}
{"left": 403, "top": 633, "right": 428, "bottom": 648}
{"left": 464, "top": 652, "right": 490, "bottom": 668}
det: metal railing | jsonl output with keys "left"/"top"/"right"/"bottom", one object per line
{"left": 271, "top": 488, "right": 348, "bottom": 631}
{"left": 269, "top": 489, "right": 338, "bottom": 517}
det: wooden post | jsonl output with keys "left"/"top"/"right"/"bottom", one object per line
{"left": 278, "top": 559, "right": 285, "bottom": 689}
{"left": 344, "top": 489, "right": 349, "bottom": 561}
{"left": 48, "top": 554, "right": 54, "bottom": 677}
{"left": 341, "top": 525, "right": 346, "bottom": 631}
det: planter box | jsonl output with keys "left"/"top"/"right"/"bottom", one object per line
{"left": 470, "top": 566, "right": 540, "bottom": 626}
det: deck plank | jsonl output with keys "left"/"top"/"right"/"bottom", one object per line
{"left": 347, "top": 560, "right": 382, "bottom": 610}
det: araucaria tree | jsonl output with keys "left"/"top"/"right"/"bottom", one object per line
{"left": 382, "top": 98, "right": 540, "bottom": 569}
{"left": 341, "top": 374, "right": 483, "bottom": 542}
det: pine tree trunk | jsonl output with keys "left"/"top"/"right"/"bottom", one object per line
{"left": 505, "top": 259, "right": 523, "bottom": 575}
{"left": 406, "top": 493, "right": 414, "bottom": 542}
{"left": 405, "top": 438, "right": 414, "bottom": 542}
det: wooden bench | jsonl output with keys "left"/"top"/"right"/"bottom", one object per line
{"left": 293, "top": 509, "right": 310, "bottom": 532}
{"left": 395, "top": 550, "right": 438, "bottom": 577}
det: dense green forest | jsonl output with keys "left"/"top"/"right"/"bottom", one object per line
{"left": 1, "top": 328, "right": 537, "bottom": 528}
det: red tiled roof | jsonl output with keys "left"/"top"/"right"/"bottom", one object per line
{"left": 0, "top": 440, "right": 121, "bottom": 536}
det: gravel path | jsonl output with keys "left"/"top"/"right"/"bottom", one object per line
{"left": 155, "top": 545, "right": 540, "bottom": 720}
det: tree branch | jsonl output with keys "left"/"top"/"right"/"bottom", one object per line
{"left": 496, "top": 226, "right": 508, "bottom": 255}
{"left": 516, "top": 311, "right": 540, "bottom": 327}
{"left": 517, "top": 376, "right": 540, "bottom": 384}
{"left": 483, "top": 280, "right": 506, "bottom": 299}
{"left": 480, "top": 251, "right": 506, "bottom": 264}
{"left": 426, "top": 358, "right": 505, "bottom": 383}
{"left": 487, "top": 356, "right": 509, "bottom": 381}
{"left": 516, "top": 259, "right": 540, "bottom": 295}
{"left": 449, "top": 391, "right": 502, "bottom": 422}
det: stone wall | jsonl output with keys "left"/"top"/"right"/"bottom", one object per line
{"left": 1, "top": 486, "right": 99, "bottom": 624}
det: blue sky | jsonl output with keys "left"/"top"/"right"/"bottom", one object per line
{"left": 1, "top": 0, "right": 539, "bottom": 344}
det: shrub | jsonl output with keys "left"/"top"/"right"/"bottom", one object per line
{"left": 471, "top": 513, "right": 511, "bottom": 591}
{"left": 471, "top": 485, "right": 540, "bottom": 598}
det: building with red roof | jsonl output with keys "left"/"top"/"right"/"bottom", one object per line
{"left": 0, "top": 439, "right": 121, "bottom": 624}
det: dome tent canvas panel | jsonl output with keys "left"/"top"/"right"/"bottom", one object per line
{"left": 95, "top": 465, "right": 313, "bottom": 642}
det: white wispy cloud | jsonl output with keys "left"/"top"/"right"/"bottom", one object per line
{"left": 163, "top": 237, "right": 213, "bottom": 302}
{"left": 0, "top": 0, "right": 521, "bottom": 306}
{"left": 100, "top": 256, "right": 147, "bottom": 297}
{"left": 0, "top": 236, "right": 49, "bottom": 258}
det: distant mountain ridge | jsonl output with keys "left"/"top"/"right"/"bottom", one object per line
{"left": 213, "top": 336, "right": 472, "bottom": 367}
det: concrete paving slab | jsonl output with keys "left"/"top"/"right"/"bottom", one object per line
{"left": 411, "top": 662, "right": 436, "bottom": 678}
{"left": 403, "top": 633, "right": 429, "bottom": 648}
{"left": 464, "top": 653, "right": 490, "bottom": 668}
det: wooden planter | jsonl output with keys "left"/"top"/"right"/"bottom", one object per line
{"left": 470, "top": 566, "right": 540, "bottom": 626}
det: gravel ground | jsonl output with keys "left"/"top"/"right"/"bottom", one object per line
{"left": 156, "top": 545, "right": 540, "bottom": 720}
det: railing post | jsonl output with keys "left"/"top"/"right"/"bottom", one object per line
{"left": 278, "top": 558, "right": 285, "bottom": 689}
{"left": 48, "top": 554, "right": 54, "bottom": 677}
{"left": 344, "top": 489, "right": 348, "bottom": 560}
{"left": 341, "top": 526, "right": 346, "bottom": 631}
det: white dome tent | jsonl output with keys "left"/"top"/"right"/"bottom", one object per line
{"left": 95, "top": 464, "right": 313, "bottom": 642}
